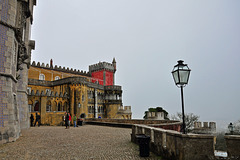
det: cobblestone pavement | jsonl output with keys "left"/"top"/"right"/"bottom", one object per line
{"left": 0, "top": 125, "right": 162, "bottom": 160}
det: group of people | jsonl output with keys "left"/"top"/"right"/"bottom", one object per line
{"left": 64, "top": 112, "right": 77, "bottom": 129}
{"left": 30, "top": 112, "right": 78, "bottom": 128}
{"left": 30, "top": 112, "right": 41, "bottom": 127}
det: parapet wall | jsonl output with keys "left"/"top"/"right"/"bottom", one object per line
{"left": 85, "top": 118, "right": 179, "bottom": 125}
{"left": 192, "top": 121, "right": 216, "bottom": 134}
{"left": 132, "top": 124, "right": 216, "bottom": 160}
{"left": 89, "top": 62, "right": 115, "bottom": 73}
{"left": 225, "top": 135, "right": 240, "bottom": 159}
{"left": 31, "top": 61, "right": 90, "bottom": 76}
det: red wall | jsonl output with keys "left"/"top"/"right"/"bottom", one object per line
{"left": 91, "top": 71, "right": 104, "bottom": 85}
{"left": 91, "top": 70, "right": 114, "bottom": 86}
{"left": 105, "top": 71, "right": 113, "bottom": 86}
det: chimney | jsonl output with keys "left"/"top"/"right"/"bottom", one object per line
{"left": 50, "top": 59, "right": 53, "bottom": 68}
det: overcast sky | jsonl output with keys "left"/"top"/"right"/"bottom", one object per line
{"left": 31, "top": 0, "right": 240, "bottom": 130}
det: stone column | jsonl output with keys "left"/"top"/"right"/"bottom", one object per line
{"left": 40, "top": 96, "right": 47, "bottom": 125}
{"left": 70, "top": 88, "right": 75, "bottom": 124}
{"left": 94, "top": 90, "right": 98, "bottom": 118}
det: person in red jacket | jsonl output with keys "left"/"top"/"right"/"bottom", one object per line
{"left": 68, "top": 113, "right": 71, "bottom": 128}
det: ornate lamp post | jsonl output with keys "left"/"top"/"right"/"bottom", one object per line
{"left": 228, "top": 122, "right": 234, "bottom": 135}
{"left": 172, "top": 60, "right": 191, "bottom": 134}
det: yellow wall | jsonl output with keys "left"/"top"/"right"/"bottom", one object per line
{"left": 28, "top": 66, "right": 131, "bottom": 126}
{"left": 28, "top": 66, "right": 88, "bottom": 81}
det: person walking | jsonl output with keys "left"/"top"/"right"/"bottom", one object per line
{"left": 68, "top": 113, "right": 71, "bottom": 128}
{"left": 73, "top": 114, "right": 77, "bottom": 127}
{"left": 34, "top": 112, "right": 41, "bottom": 127}
{"left": 30, "top": 114, "right": 34, "bottom": 127}
{"left": 65, "top": 112, "right": 69, "bottom": 129}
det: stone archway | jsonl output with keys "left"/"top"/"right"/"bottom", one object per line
{"left": 34, "top": 101, "right": 40, "bottom": 112}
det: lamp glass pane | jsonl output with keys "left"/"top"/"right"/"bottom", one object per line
{"left": 172, "top": 71, "right": 179, "bottom": 84}
{"left": 179, "top": 70, "right": 190, "bottom": 84}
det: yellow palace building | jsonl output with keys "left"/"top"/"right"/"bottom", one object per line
{"left": 27, "top": 59, "right": 132, "bottom": 125}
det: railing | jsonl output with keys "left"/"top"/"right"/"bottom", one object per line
{"left": 104, "top": 85, "right": 122, "bottom": 90}
{"left": 132, "top": 124, "right": 216, "bottom": 160}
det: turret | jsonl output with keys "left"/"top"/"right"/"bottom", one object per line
{"left": 112, "top": 57, "right": 116, "bottom": 72}
{"left": 89, "top": 59, "right": 116, "bottom": 86}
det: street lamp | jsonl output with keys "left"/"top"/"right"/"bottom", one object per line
{"left": 228, "top": 122, "right": 234, "bottom": 135}
{"left": 172, "top": 60, "right": 191, "bottom": 134}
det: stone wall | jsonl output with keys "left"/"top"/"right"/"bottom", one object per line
{"left": 0, "top": 0, "right": 36, "bottom": 144}
{"left": 131, "top": 124, "right": 216, "bottom": 160}
{"left": 225, "top": 135, "right": 240, "bottom": 159}
{"left": 85, "top": 118, "right": 179, "bottom": 125}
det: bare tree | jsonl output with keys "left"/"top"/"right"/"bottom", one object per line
{"left": 234, "top": 120, "right": 240, "bottom": 133}
{"left": 171, "top": 112, "right": 200, "bottom": 133}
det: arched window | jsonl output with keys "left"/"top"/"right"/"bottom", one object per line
{"left": 39, "top": 74, "right": 45, "bottom": 80}
{"left": 55, "top": 76, "right": 60, "bottom": 80}
{"left": 58, "top": 102, "right": 62, "bottom": 111}
{"left": 88, "top": 106, "right": 91, "bottom": 113}
{"left": 34, "top": 101, "right": 40, "bottom": 112}
{"left": 46, "top": 101, "right": 51, "bottom": 112}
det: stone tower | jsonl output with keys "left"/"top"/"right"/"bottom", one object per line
{"left": 0, "top": 0, "right": 36, "bottom": 143}
{"left": 89, "top": 58, "right": 116, "bottom": 86}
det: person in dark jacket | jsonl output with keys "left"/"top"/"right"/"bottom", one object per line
{"left": 34, "top": 112, "right": 41, "bottom": 127}
{"left": 65, "top": 112, "right": 69, "bottom": 129}
{"left": 30, "top": 114, "right": 34, "bottom": 127}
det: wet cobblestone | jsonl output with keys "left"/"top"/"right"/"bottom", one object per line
{"left": 0, "top": 125, "right": 161, "bottom": 160}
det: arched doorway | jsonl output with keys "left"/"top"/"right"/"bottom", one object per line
{"left": 34, "top": 101, "right": 40, "bottom": 112}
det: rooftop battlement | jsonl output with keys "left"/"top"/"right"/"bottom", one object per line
{"left": 31, "top": 60, "right": 90, "bottom": 76}
{"left": 89, "top": 61, "right": 115, "bottom": 73}
{"left": 192, "top": 121, "right": 216, "bottom": 134}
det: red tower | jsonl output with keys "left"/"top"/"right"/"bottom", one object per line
{"left": 89, "top": 58, "right": 116, "bottom": 86}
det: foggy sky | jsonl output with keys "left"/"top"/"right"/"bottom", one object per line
{"left": 31, "top": 0, "right": 240, "bottom": 130}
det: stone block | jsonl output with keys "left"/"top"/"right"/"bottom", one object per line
{"left": 225, "top": 135, "right": 240, "bottom": 159}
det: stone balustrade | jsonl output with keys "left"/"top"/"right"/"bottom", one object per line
{"left": 225, "top": 135, "right": 240, "bottom": 159}
{"left": 131, "top": 124, "right": 216, "bottom": 160}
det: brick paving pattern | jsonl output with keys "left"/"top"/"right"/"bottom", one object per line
{"left": 0, "top": 125, "right": 161, "bottom": 160}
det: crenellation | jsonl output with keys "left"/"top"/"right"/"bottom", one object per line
{"left": 192, "top": 121, "right": 216, "bottom": 134}
{"left": 203, "top": 122, "right": 208, "bottom": 128}
{"left": 41, "top": 63, "right": 45, "bottom": 68}
{"left": 32, "top": 61, "right": 36, "bottom": 66}
{"left": 89, "top": 61, "right": 115, "bottom": 73}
